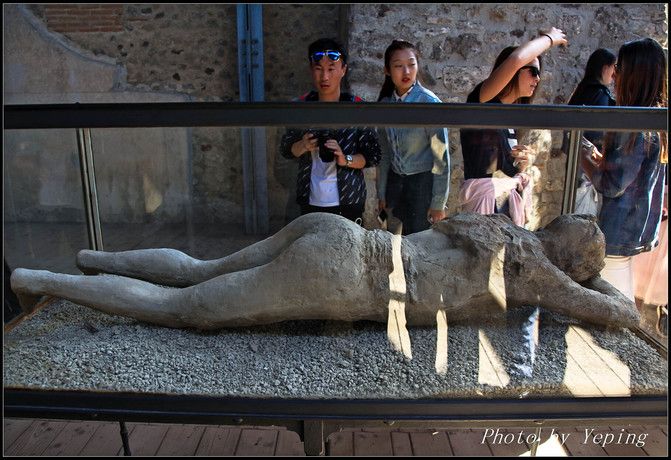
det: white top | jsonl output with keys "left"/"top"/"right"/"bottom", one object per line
{"left": 309, "top": 149, "right": 339, "bottom": 207}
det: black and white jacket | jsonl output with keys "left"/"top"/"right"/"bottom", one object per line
{"left": 280, "top": 90, "right": 381, "bottom": 207}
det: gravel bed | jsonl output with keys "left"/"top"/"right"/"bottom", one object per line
{"left": 3, "top": 298, "right": 667, "bottom": 400}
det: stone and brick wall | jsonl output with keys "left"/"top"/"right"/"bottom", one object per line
{"left": 42, "top": 4, "right": 124, "bottom": 34}
{"left": 8, "top": 4, "right": 668, "bottom": 230}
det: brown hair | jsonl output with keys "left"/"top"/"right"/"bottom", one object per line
{"left": 491, "top": 46, "right": 542, "bottom": 105}
{"left": 605, "top": 38, "right": 667, "bottom": 162}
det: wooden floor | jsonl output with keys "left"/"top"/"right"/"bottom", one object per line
{"left": 3, "top": 418, "right": 667, "bottom": 456}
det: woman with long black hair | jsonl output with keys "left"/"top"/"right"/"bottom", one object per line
{"left": 580, "top": 38, "right": 667, "bottom": 302}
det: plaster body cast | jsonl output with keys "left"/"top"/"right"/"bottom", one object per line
{"left": 11, "top": 212, "right": 640, "bottom": 330}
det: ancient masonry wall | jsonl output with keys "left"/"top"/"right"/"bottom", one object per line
{"left": 13, "top": 3, "right": 668, "bottom": 230}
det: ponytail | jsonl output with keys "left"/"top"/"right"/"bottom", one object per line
{"left": 377, "top": 75, "right": 396, "bottom": 101}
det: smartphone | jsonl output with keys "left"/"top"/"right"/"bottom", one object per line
{"left": 377, "top": 209, "right": 388, "bottom": 225}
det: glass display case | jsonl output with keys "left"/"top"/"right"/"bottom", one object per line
{"left": 4, "top": 102, "right": 667, "bottom": 455}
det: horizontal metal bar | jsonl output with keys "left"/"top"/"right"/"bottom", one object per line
{"left": 4, "top": 389, "right": 667, "bottom": 424}
{"left": 4, "top": 102, "right": 667, "bottom": 132}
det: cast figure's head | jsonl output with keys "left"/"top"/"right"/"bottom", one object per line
{"left": 537, "top": 214, "right": 606, "bottom": 282}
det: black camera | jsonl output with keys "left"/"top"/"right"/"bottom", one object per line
{"left": 307, "top": 129, "right": 336, "bottom": 162}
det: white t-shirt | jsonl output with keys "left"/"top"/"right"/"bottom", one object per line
{"left": 309, "top": 149, "right": 339, "bottom": 207}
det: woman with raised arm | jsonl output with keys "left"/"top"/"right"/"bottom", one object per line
{"left": 459, "top": 27, "right": 567, "bottom": 226}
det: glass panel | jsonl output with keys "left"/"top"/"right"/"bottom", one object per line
{"left": 3, "top": 129, "right": 88, "bottom": 276}
{"left": 3, "top": 121, "right": 666, "bottom": 404}
{"left": 91, "top": 126, "right": 264, "bottom": 259}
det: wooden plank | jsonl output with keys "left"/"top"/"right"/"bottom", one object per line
{"left": 195, "top": 426, "right": 242, "bottom": 456}
{"left": 235, "top": 427, "right": 278, "bottom": 456}
{"left": 274, "top": 428, "right": 306, "bottom": 456}
{"left": 123, "top": 422, "right": 170, "bottom": 456}
{"left": 533, "top": 428, "right": 571, "bottom": 456}
{"left": 353, "top": 430, "right": 394, "bottom": 456}
{"left": 408, "top": 430, "right": 453, "bottom": 456}
{"left": 41, "top": 420, "right": 100, "bottom": 456}
{"left": 3, "top": 418, "right": 33, "bottom": 451}
{"left": 389, "top": 431, "right": 413, "bottom": 456}
{"left": 3, "top": 420, "right": 669, "bottom": 457}
{"left": 571, "top": 327, "right": 633, "bottom": 388}
{"left": 3, "top": 419, "right": 66, "bottom": 456}
{"left": 484, "top": 428, "right": 531, "bottom": 457}
{"left": 596, "top": 427, "right": 646, "bottom": 457}
{"left": 435, "top": 309, "right": 448, "bottom": 374}
{"left": 448, "top": 429, "right": 493, "bottom": 456}
{"left": 565, "top": 326, "right": 630, "bottom": 396}
{"left": 387, "top": 234, "right": 412, "bottom": 358}
{"left": 563, "top": 351, "right": 604, "bottom": 396}
{"left": 155, "top": 424, "right": 206, "bottom": 456}
{"left": 562, "top": 427, "right": 607, "bottom": 456}
{"left": 633, "top": 427, "right": 668, "bottom": 456}
{"left": 79, "top": 421, "right": 127, "bottom": 456}
{"left": 478, "top": 328, "right": 509, "bottom": 387}
{"left": 327, "top": 430, "right": 354, "bottom": 456}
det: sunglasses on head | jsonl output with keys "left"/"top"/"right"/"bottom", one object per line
{"left": 521, "top": 65, "right": 541, "bottom": 78}
{"left": 310, "top": 50, "right": 342, "bottom": 63}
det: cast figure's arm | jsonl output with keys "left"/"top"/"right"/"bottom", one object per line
{"left": 507, "top": 258, "right": 640, "bottom": 328}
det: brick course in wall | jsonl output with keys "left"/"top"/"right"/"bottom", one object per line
{"left": 44, "top": 4, "right": 124, "bottom": 33}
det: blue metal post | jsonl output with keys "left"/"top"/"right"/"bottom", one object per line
{"left": 237, "top": 4, "right": 269, "bottom": 234}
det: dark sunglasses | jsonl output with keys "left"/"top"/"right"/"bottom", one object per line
{"left": 521, "top": 65, "right": 541, "bottom": 78}
{"left": 310, "top": 50, "right": 342, "bottom": 63}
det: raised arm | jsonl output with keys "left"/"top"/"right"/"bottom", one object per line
{"left": 479, "top": 27, "right": 567, "bottom": 103}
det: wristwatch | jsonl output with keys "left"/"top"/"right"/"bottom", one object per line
{"left": 346, "top": 155, "right": 353, "bottom": 167}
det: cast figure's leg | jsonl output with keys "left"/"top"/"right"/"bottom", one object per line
{"left": 11, "top": 268, "right": 190, "bottom": 325}
{"left": 10, "top": 213, "right": 389, "bottom": 329}
{"left": 76, "top": 213, "right": 344, "bottom": 287}
{"left": 11, "top": 266, "right": 310, "bottom": 329}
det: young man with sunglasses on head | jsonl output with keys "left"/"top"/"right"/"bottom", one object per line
{"left": 280, "top": 37, "right": 381, "bottom": 225}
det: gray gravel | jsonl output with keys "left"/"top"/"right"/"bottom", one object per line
{"left": 3, "top": 299, "right": 667, "bottom": 400}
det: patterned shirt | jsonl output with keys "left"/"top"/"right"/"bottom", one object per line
{"left": 280, "top": 91, "right": 381, "bottom": 207}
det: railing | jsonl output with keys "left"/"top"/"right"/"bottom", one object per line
{"left": 4, "top": 101, "right": 666, "bottom": 130}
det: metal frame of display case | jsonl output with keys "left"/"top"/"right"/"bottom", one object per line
{"left": 3, "top": 387, "right": 667, "bottom": 455}
{"left": 3, "top": 102, "right": 668, "bottom": 455}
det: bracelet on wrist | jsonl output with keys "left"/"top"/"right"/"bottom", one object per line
{"left": 541, "top": 33, "right": 553, "bottom": 46}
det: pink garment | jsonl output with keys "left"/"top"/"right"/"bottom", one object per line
{"left": 633, "top": 185, "right": 668, "bottom": 306}
{"left": 459, "top": 174, "right": 533, "bottom": 227}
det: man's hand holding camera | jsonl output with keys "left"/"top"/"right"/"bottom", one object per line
{"left": 292, "top": 131, "right": 319, "bottom": 157}
{"left": 328, "top": 139, "right": 350, "bottom": 167}
{"left": 292, "top": 130, "right": 359, "bottom": 168}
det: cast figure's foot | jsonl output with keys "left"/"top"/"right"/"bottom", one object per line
{"left": 76, "top": 249, "right": 103, "bottom": 275}
{"left": 9, "top": 268, "right": 47, "bottom": 313}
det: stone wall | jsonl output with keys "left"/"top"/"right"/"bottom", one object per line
{"left": 6, "top": 4, "right": 668, "bottom": 231}
{"left": 347, "top": 3, "right": 667, "bottom": 228}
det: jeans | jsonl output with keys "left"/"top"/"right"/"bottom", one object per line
{"left": 385, "top": 170, "right": 434, "bottom": 235}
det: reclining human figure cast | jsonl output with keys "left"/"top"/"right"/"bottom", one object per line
{"left": 10, "top": 212, "right": 640, "bottom": 330}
